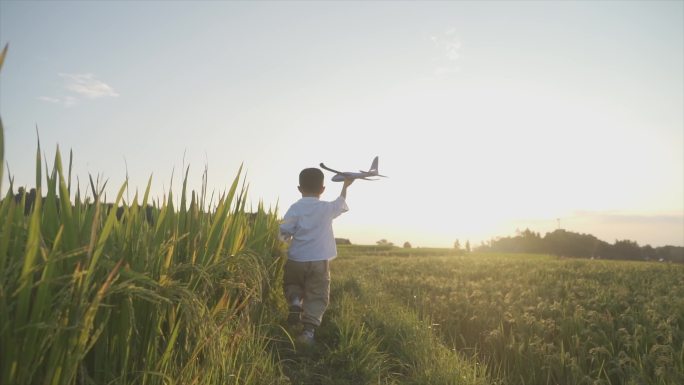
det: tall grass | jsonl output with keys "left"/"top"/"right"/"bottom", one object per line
{"left": 0, "top": 135, "right": 288, "bottom": 384}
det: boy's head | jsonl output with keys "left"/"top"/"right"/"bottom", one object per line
{"left": 298, "top": 168, "right": 325, "bottom": 196}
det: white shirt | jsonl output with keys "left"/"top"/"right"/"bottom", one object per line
{"left": 280, "top": 196, "right": 349, "bottom": 262}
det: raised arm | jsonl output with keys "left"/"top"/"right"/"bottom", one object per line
{"left": 341, "top": 178, "right": 354, "bottom": 199}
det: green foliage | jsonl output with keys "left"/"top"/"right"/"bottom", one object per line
{"left": 0, "top": 142, "right": 287, "bottom": 384}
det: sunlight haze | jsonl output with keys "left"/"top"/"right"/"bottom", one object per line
{"left": 1, "top": 0, "right": 682, "bottom": 247}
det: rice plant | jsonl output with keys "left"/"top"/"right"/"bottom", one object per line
{"left": 333, "top": 249, "right": 684, "bottom": 385}
{"left": 0, "top": 134, "right": 288, "bottom": 384}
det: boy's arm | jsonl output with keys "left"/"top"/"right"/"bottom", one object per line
{"left": 279, "top": 208, "right": 297, "bottom": 242}
{"left": 330, "top": 178, "right": 353, "bottom": 219}
{"left": 341, "top": 178, "right": 354, "bottom": 199}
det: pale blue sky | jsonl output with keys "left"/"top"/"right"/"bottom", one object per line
{"left": 1, "top": 1, "right": 682, "bottom": 247}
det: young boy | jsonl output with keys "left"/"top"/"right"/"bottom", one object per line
{"left": 279, "top": 167, "right": 353, "bottom": 345}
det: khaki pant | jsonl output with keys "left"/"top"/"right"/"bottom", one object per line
{"left": 283, "top": 259, "right": 330, "bottom": 327}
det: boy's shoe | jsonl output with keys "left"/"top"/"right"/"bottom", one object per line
{"left": 287, "top": 305, "right": 302, "bottom": 326}
{"left": 296, "top": 329, "right": 315, "bottom": 346}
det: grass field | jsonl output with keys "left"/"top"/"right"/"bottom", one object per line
{"left": 324, "top": 247, "right": 684, "bottom": 385}
{"left": 1, "top": 127, "right": 682, "bottom": 383}
{"left": 275, "top": 248, "right": 489, "bottom": 385}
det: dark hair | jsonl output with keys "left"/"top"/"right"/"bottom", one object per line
{"left": 299, "top": 168, "right": 324, "bottom": 193}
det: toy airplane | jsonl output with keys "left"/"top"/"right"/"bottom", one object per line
{"left": 320, "top": 156, "right": 388, "bottom": 182}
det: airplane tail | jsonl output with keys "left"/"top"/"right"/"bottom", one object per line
{"left": 368, "top": 156, "right": 387, "bottom": 177}
{"left": 370, "top": 156, "right": 379, "bottom": 172}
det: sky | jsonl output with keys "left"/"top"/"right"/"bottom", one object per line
{"left": 1, "top": 0, "right": 682, "bottom": 248}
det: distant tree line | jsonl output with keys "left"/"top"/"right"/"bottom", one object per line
{"left": 476, "top": 228, "right": 684, "bottom": 263}
{"left": 11, "top": 187, "right": 156, "bottom": 223}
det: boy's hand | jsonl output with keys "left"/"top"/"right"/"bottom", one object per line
{"left": 341, "top": 177, "right": 353, "bottom": 198}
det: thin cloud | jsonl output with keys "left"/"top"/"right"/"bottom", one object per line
{"left": 39, "top": 73, "right": 118, "bottom": 107}
{"left": 38, "top": 96, "right": 61, "bottom": 104}
{"left": 432, "top": 36, "right": 461, "bottom": 61}
{"left": 59, "top": 73, "right": 119, "bottom": 98}
{"left": 38, "top": 95, "right": 78, "bottom": 107}
{"left": 430, "top": 28, "right": 462, "bottom": 76}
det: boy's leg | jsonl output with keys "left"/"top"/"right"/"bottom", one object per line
{"left": 283, "top": 260, "right": 306, "bottom": 324}
{"left": 301, "top": 260, "right": 330, "bottom": 329}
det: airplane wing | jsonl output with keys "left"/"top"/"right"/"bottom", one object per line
{"left": 320, "top": 163, "right": 344, "bottom": 174}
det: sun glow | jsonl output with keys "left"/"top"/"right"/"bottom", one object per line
{"left": 1, "top": 1, "right": 682, "bottom": 247}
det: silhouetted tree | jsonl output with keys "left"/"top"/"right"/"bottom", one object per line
{"left": 474, "top": 228, "right": 682, "bottom": 263}
{"left": 641, "top": 245, "right": 655, "bottom": 260}
{"left": 376, "top": 239, "right": 394, "bottom": 247}
{"left": 608, "top": 239, "right": 641, "bottom": 260}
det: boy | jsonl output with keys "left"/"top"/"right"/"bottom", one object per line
{"left": 279, "top": 167, "right": 353, "bottom": 345}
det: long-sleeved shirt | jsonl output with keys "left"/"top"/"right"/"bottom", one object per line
{"left": 279, "top": 196, "right": 349, "bottom": 261}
